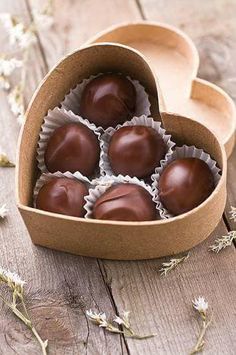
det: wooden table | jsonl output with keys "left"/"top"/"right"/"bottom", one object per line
{"left": 0, "top": 1, "right": 236, "bottom": 354}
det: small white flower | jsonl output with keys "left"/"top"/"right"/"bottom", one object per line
{"left": 86, "top": 309, "right": 107, "bottom": 326}
{"left": 192, "top": 297, "right": 208, "bottom": 314}
{"left": 0, "top": 267, "right": 25, "bottom": 288}
{"left": 113, "top": 316, "right": 124, "bottom": 325}
{"left": 0, "top": 57, "right": 22, "bottom": 77}
{"left": 32, "top": 9, "right": 54, "bottom": 29}
{"left": 0, "top": 13, "right": 36, "bottom": 49}
{"left": 0, "top": 204, "right": 8, "bottom": 218}
{"left": 8, "top": 85, "right": 25, "bottom": 124}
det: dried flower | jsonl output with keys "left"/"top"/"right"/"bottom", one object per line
{"left": 32, "top": 0, "right": 54, "bottom": 30}
{"left": 229, "top": 206, "right": 236, "bottom": 222}
{"left": 86, "top": 309, "right": 156, "bottom": 339}
{"left": 192, "top": 297, "right": 208, "bottom": 319}
{"left": 0, "top": 57, "right": 22, "bottom": 76}
{"left": 159, "top": 252, "right": 190, "bottom": 276}
{"left": 8, "top": 84, "right": 25, "bottom": 124}
{"left": 0, "top": 153, "right": 15, "bottom": 167}
{"left": 0, "top": 267, "right": 48, "bottom": 355}
{"left": 209, "top": 231, "right": 236, "bottom": 253}
{"left": 0, "top": 13, "right": 36, "bottom": 49}
{"left": 190, "top": 297, "right": 212, "bottom": 354}
{"left": 0, "top": 204, "right": 8, "bottom": 219}
{"left": 0, "top": 57, "right": 22, "bottom": 90}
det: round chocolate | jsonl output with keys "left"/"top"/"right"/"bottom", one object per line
{"left": 36, "top": 177, "right": 88, "bottom": 217}
{"left": 159, "top": 157, "right": 215, "bottom": 216}
{"left": 44, "top": 123, "right": 100, "bottom": 176}
{"left": 92, "top": 183, "right": 156, "bottom": 221}
{"left": 108, "top": 126, "right": 166, "bottom": 178}
{"left": 80, "top": 74, "right": 136, "bottom": 128}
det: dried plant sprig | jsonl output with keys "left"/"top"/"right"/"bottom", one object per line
{"left": 0, "top": 1, "right": 54, "bottom": 124}
{"left": 32, "top": 0, "right": 54, "bottom": 29}
{"left": 209, "top": 231, "right": 236, "bottom": 253}
{"left": 0, "top": 13, "right": 37, "bottom": 49}
{"left": 229, "top": 206, "right": 236, "bottom": 222}
{"left": 0, "top": 153, "right": 15, "bottom": 167}
{"left": 159, "top": 252, "right": 190, "bottom": 276}
{"left": 0, "top": 56, "right": 22, "bottom": 90}
{"left": 86, "top": 310, "right": 156, "bottom": 339}
{"left": 0, "top": 204, "right": 8, "bottom": 219}
{"left": 190, "top": 297, "right": 212, "bottom": 354}
{"left": 8, "top": 84, "right": 25, "bottom": 124}
{"left": 0, "top": 267, "right": 48, "bottom": 355}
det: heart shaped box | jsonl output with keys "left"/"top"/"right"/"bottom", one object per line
{"left": 16, "top": 43, "right": 227, "bottom": 260}
{"left": 86, "top": 21, "right": 236, "bottom": 157}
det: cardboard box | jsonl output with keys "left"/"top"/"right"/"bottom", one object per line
{"left": 16, "top": 43, "right": 227, "bottom": 260}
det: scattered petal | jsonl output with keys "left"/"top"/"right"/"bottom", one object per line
{"left": 8, "top": 85, "right": 25, "bottom": 124}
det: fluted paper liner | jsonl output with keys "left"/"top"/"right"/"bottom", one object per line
{"left": 61, "top": 73, "right": 151, "bottom": 131}
{"left": 33, "top": 171, "right": 91, "bottom": 208}
{"left": 36, "top": 107, "right": 101, "bottom": 177}
{"left": 84, "top": 174, "right": 157, "bottom": 219}
{"left": 100, "top": 115, "right": 175, "bottom": 178}
{"left": 152, "top": 145, "right": 221, "bottom": 219}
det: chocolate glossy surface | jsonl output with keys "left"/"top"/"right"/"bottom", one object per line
{"left": 93, "top": 183, "right": 156, "bottom": 221}
{"left": 36, "top": 177, "right": 88, "bottom": 217}
{"left": 80, "top": 74, "right": 136, "bottom": 128}
{"left": 108, "top": 125, "right": 166, "bottom": 178}
{"left": 159, "top": 157, "right": 215, "bottom": 216}
{"left": 45, "top": 123, "right": 100, "bottom": 176}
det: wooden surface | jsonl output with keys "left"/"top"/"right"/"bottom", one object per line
{"left": 0, "top": 0, "right": 236, "bottom": 354}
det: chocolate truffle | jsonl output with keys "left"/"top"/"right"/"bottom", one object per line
{"left": 80, "top": 74, "right": 136, "bottom": 128}
{"left": 36, "top": 177, "right": 88, "bottom": 217}
{"left": 44, "top": 123, "right": 100, "bottom": 176}
{"left": 159, "top": 158, "right": 215, "bottom": 216}
{"left": 93, "top": 183, "right": 156, "bottom": 221}
{"left": 108, "top": 126, "right": 166, "bottom": 178}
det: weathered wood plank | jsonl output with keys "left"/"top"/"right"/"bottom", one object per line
{"left": 27, "top": 0, "right": 236, "bottom": 354}
{"left": 0, "top": 0, "right": 143, "bottom": 353}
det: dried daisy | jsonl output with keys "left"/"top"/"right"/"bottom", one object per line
{"left": 8, "top": 84, "right": 25, "bottom": 124}
{"left": 0, "top": 153, "right": 15, "bottom": 167}
{"left": 86, "top": 310, "right": 156, "bottom": 339}
{"left": 159, "top": 252, "right": 190, "bottom": 276}
{"left": 0, "top": 267, "right": 48, "bottom": 355}
{"left": 190, "top": 297, "right": 212, "bottom": 354}
{"left": 209, "top": 231, "right": 236, "bottom": 253}
{"left": 0, "top": 13, "right": 36, "bottom": 49}
{"left": 229, "top": 206, "right": 236, "bottom": 222}
{"left": 0, "top": 204, "right": 8, "bottom": 219}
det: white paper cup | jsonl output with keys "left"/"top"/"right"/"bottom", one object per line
{"left": 152, "top": 145, "right": 221, "bottom": 219}
{"left": 99, "top": 115, "right": 175, "bottom": 179}
{"left": 84, "top": 174, "right": 157, "bottom": 219}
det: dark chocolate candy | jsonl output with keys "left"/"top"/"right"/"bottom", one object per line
{"left": 108, "top": 125, "right": 166, "bottom": 178}
{"left": 44, "top": 123, "right": 100, "bottom": 176}
{"left": 159, "top": 157, "right": 215, "bottom": 216}
{"left": 36, "top": 177, "right": 88, "bottom": 217}
{"left": 80, "top": 74, "right": 136, "bottom": 128}
{"left": 92, "top": 183, "right": 156, "bottom": 221}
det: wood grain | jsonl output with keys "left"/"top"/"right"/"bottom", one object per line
{"left": 0, "top": 0, "right": 236, "bottom": 354}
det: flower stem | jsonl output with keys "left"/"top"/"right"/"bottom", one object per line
{"left": 31, "top": 326, "right": 48, "bottom": 355}
{"left": 190, "top": 317, "right": 212, "bottom": 354}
